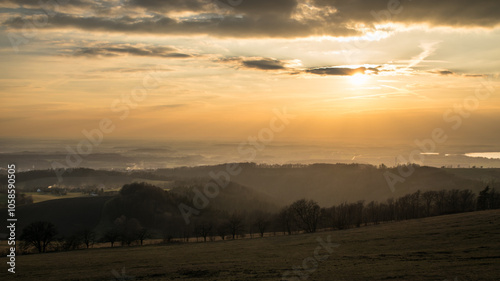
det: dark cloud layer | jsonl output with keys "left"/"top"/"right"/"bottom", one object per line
{"left": 3, "top": 0, "right": 497, "bottom": 38}
{"left": 428, "top": 69, "right": 488, "bottom": 78}
{"left": 314, "top": 0, "right": 500, "bottom": 28}
{"left": 219, "top": 57, "right": 489, "bottom": 78}
{"left": 242, "top": 59, "right": 286, "bottom": 70}
{"left": 71, "top": 44, "right": 192, "bottom": 58}
{"left": 306, "top": 66, "right": 378, "bottom": 76}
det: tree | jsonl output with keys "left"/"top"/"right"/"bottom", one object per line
{"left": 20, "top": 221, "right": 58, "bottom": 253}
{"left": 290, "top": 199, "right": 321, "bottom": 233}
{"left": 422, "top": 191, "right": 436, "bottom": 217}
{"left": 254, "top": 214, "right": 269, "bottom": 238}
{"left": 195, "top": 221, "right": 213, "bottom": 242}
{"left": 81, "top": 229, "right": 96, "bottom": 249}
{"left": 334, "top": 202, "right": 350, "bottom": 229}
{"left": 477, "top": 186, "right": 491, "bottom": 210}
{"left": 228, "top": 213, "right": 245, "bottom": 239}
{"left": 114, "top": 216, "right": 142, "bottom": 246}
{"left": 103, "top": 228, "right": 120, "bottom": 247}
{"left": 137, "top": 228, "right": 149, "bottom": 245}
{"left": 278, "top": 206, "right": 294, "bottom": 235}
{"left": 63, "top": 234, "right": 82, "bottom": 251}
{"left": 458, "top": 189, "right": 475, "bottom": 212}
{"left": 366, "top": 201, "right": 380, "bottom": 225}
{"left": 217, "top": 223, "right": 229, "bottom": 240}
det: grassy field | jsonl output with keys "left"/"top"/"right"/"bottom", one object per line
{"left": 1, "top": 210, "right": 499, "bottom": 281}
{"left": 24, "top": 192, "right": 86, "bottom": 204}
{"left": 131, "top": 178, "right": 172, "bottom": 189}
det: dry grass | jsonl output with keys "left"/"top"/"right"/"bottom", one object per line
{"left": 24, "top": 192, "right": 86, "bottom": 204}
{"left": 1, "top": 210, "right": 499, "bottom": 281}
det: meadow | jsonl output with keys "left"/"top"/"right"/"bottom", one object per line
{"left": 1, "top": 210, "right": 499, "bottom": 281}
{"left": 24, "top": 192, "right": 86, "bottom": 204}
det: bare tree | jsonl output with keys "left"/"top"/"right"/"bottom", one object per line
{"left": 458, "top": 189, "right": 475, "bottom": 212}
{"left": 228, "top": 213, "right": 245, "bottom": 239}
{"left": 254, "top": 214, "right": 269, "bottom": 238}
{"left": 278, "top": 206, "right": 294, "bottom": 235}
{"left": 422, "top": 191, "right": 436, "bottom": 217}
{"left": 195, "top": 222, "right": 213, "bottom": 242}
{"left": 290, "top": 199, "right": 321, "bottom": 233}
{"left": 20, "top": 221, "right": 58, "bottom": 253}
{"left": 81, "top": 228, "right": 96, "bottom": 249}
{"left": 137, "top": 228, "right": 149, "bottom": 245}
{"left": 217, "top": 223, "right": 228, "bottom": 240}
{"left": 103, "top": 228, "right": 120, "bottom": 247}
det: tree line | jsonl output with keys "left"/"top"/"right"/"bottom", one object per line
{"left": 15, "top": 186, "right": 500, "bottom": 254}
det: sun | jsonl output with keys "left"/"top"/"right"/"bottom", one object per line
{"left": 349, "top": 73, "right": 368, "bottom": 85}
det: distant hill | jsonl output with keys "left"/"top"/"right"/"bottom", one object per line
{"left": 4, "top": 164, "right": 498, "bottom": 207}
{"left": 153, "top": 163, "right": 497, "bottom": 206}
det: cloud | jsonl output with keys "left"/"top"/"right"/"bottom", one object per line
{"left": 218, "top": 56, "right": 387, "bottom": 76}
{"left": 242, "top": 58, "right": 287, "bottom": 70}
{"left": 2, "top": 0, "right": 498, "bottom": 39}
{"left": 312, "top": 0, "right": 500, "bottom": 28}
{"left": 125, "top": 0, "right": 210, "bottom": 12}
{"left": 70, "top": 44, "right": 192, "bottom": 58}
{"left": 306, "top": 66, "right": 379, "bottom": 76}
{"left": 152, "top": 104, "right": 189, "bottom": 109}
{"left": 429, "top": 69, "right": 455, "bottom": 76}
{"left": 2, "top": 12, "right": 358, "bottom": 38}
{"left": 428, "top": 69, "right": 488, "bottom": 78}
{"left": 217, "top": 56, "right": 301, "bottom": 71}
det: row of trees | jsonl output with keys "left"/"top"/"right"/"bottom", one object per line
{"left": 18, "top": 186, "right": 500, "bottom": 253}
{"left": 280, "top": 187, "right": 499, "bottom": 233}
{"left": 108, "top": 186, "right": 500, "bottom": 243}
{"left": 19, "top": 216, "right": 151, "bottom": 254}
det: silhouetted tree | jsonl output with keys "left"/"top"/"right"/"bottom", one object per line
{"left": 278, "top": 206, "right": 294, "bottom": 235}
{"left": 446, "top": 189, "right": 461, "bottom": 214}
{"left": 217, "top": 223, "right": 229, "bottom": 240}
{"left": 137, "top": 228, "right": 149, "bottom": 245}
{"left": 254, "top": 213, "right": 269, "bottom": 238}
{"left": 103, "top": 228, "right": 120, "bottom": 247}
{"left": 422, "top": 191, "right": 436, "bottom": 217}
{"left": 63, "top": 234, "right": 82, "bottom": 250}
{"left": 477, "top": 186, "right": 491, "bottom": 210}
{"left": 81, "top": 228, "right": 96, "bottom": 249}
{"left": 20, "top": 221, "right": 58, "bottom": 253}
{"left": 458, "top": 189, "right": 475, "bottom": 212}
{"left": 228, "top": 213, "right": 245, "bottom": 239}
{"left": 195, "top": 221, "right": 213, "bottom": 242}
{"left": 290, "top": 199, "right": 321, "bottom": 233}
{"left": 114, "top": 216, "right": 142, "bottom": 246}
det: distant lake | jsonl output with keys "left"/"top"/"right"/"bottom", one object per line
{"left": 465, "top": 152, "right": 500, "bottom": 159}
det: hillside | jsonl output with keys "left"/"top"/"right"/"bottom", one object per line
{"left": 1, "top": 196, "right": 112, "bottom": 237}
{"left": 3, "top": 164, "right": 498, "bottom": 208}
{"left": 1, "top": 210, "right": 498, "bottom": 280}
{"left": 0, "top": 181, "right": 278, "bottom": 238}
{"left": 154, "top": 164, "right": 496, "bottom": 206}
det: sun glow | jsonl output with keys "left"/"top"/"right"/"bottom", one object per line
{"left": 349, "top": 73, "right": 368, "bottom": 85}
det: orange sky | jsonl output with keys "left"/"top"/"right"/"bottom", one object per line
{"left": 0, "top": 0, "right": 499, "bottom": 145}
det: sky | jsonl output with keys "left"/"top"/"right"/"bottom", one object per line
{"left": 0, "top": 0, "right": 499, "bottom": 148}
